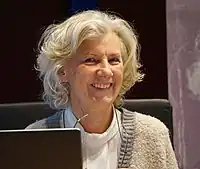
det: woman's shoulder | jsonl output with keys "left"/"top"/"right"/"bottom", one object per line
{"left": 121, "top": 109, "right": 178, "bottom": 169}
{"left": 25, "top": 118, "right": 47, "bottom": 129}
{"left": 25, "top": 110, "right": 65, "bottom": 129}
{"left": 122, "top": 108, "right": 169, "bottom": 136}
{"left": 136, "top": 111, "right": 168, "bottom": 132}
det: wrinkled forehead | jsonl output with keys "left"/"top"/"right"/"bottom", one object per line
{"left": 75, "top": 33, "right": 123, "bottom": 57}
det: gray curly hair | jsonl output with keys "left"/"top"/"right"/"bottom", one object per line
{"left": 36, "top": 10, "right": 144, "bottom": 109}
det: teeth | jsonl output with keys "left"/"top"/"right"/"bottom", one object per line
{"left": 93, "top": 84, "right": 111, "bottom": 89}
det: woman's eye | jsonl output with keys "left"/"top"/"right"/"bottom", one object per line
{"left": 83, "top": 58, "right": 97, "bottom": 64}
{"left": 109, "top": 58, "right": 121, "bottom": 64}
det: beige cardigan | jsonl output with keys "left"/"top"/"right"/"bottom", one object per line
{"left": 26, "top": 111, "right": 179, "bottom": 169}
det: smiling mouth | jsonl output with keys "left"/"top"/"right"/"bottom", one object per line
{"left": 91, "top": 83, "right": 113, "bottom": 89}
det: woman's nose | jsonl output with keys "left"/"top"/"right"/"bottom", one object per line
{"left": 96, "top": 60, "right": 113, "bottom": 78}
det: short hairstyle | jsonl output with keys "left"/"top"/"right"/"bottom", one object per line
{"left": 37, "top": 10, "right": 144, "bottom": 109}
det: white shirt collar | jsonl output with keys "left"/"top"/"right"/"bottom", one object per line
{"left": 64, "top": 105, "right": 121, "bottom": 149}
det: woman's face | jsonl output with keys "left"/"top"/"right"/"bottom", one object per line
{"left": 61, "top": 33, "right": 124, "bottom": 107}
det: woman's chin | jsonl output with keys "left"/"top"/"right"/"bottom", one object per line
{"left": 91, "top": 95, "right": 114, "bottom": 104}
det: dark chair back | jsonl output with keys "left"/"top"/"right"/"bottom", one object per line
{"left": 0, "top": 99, "right": 173, "bottom": 143}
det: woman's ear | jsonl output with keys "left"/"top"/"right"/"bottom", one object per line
{"left": 58, "top": 67, "right": 68, "bottom": 83}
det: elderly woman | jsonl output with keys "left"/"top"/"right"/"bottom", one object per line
{"left": 26, "top": 10, "right": 179, "bottom": 169}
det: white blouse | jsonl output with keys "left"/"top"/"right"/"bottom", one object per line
{"left": 64, "top": 106, "right": 121, "bottom": 169}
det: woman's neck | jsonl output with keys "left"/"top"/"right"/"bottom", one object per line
{"left": 71, "top": 104, "right": 114, "bottom": 134}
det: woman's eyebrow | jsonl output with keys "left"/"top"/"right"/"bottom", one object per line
{"left": 109, "top": 53, "right": 121, "bottom": 56}
{"left": 82, "top": 51, "right": 97, "bottom": 55}
{"left": 84, "top": 51, "right": 121, "bottom": 55}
